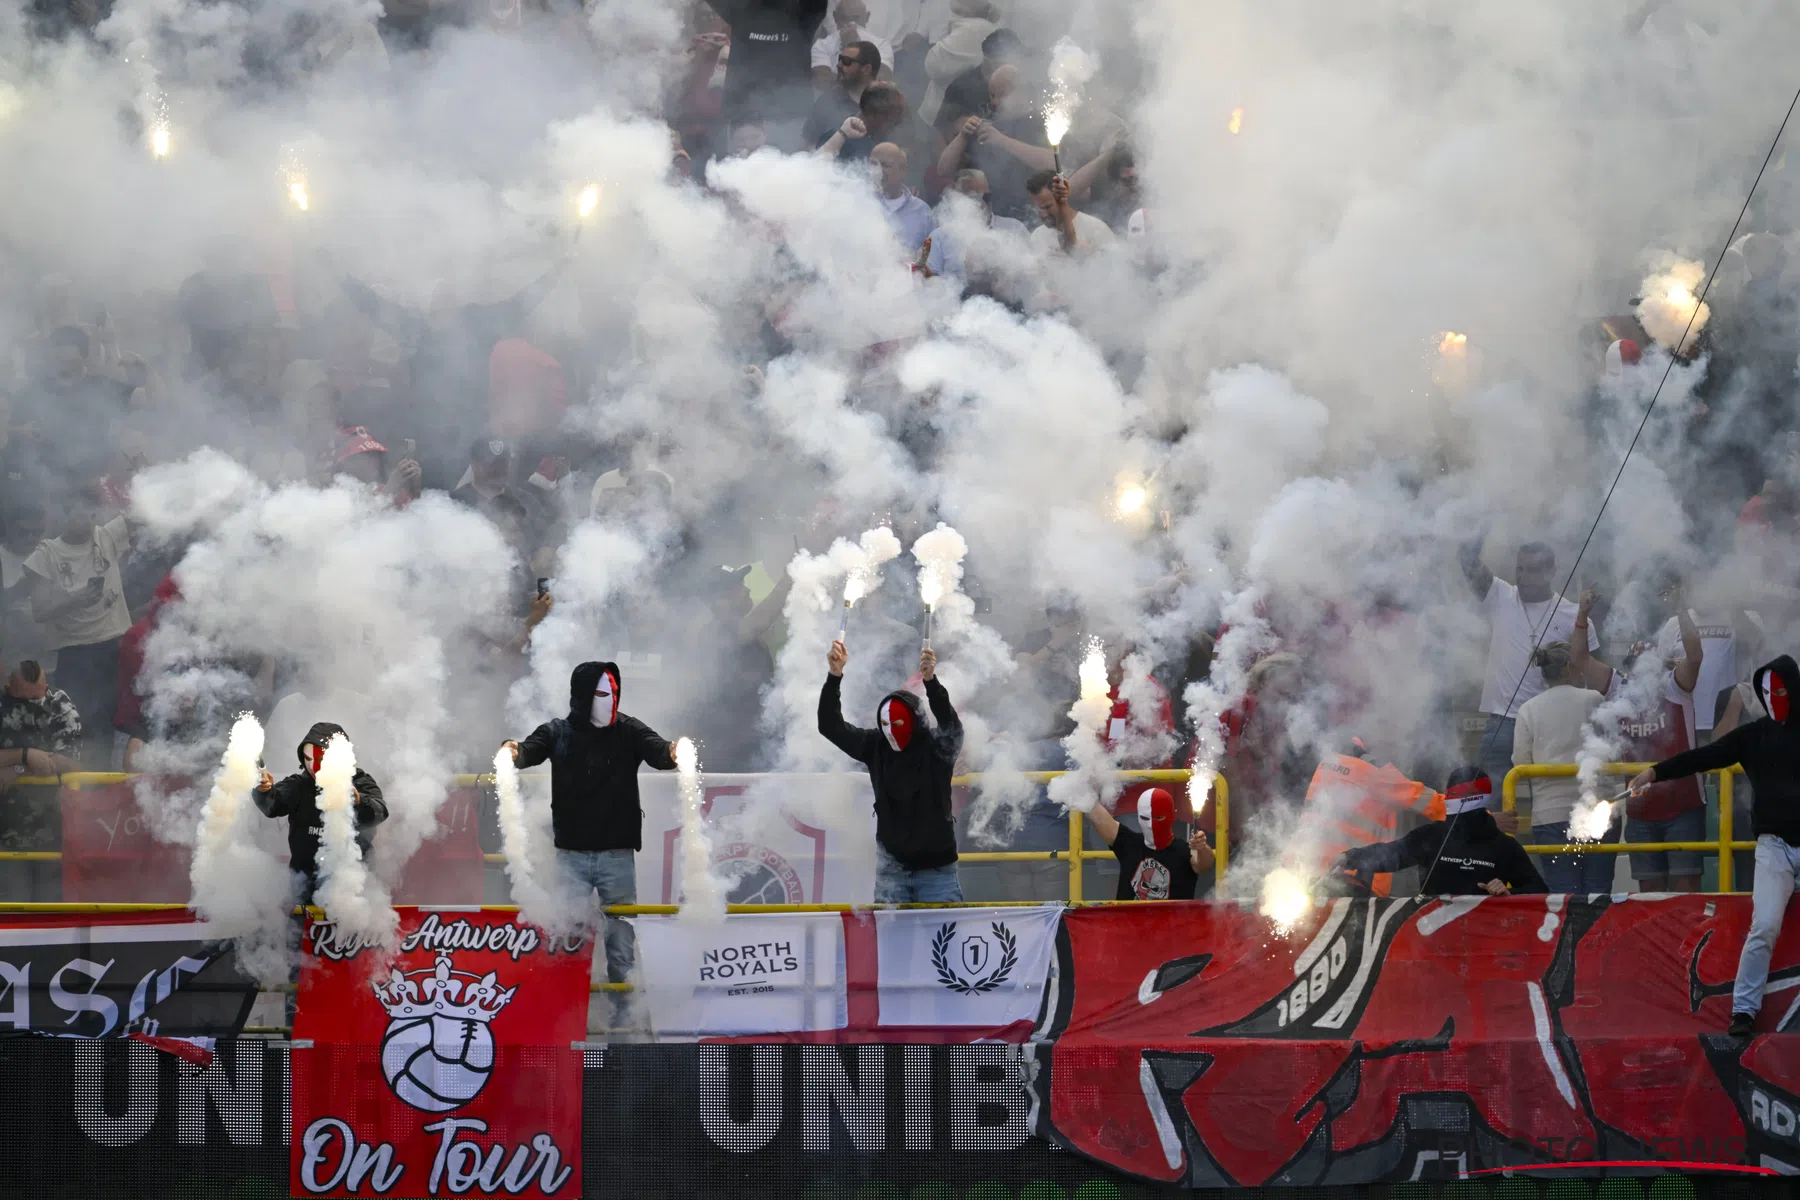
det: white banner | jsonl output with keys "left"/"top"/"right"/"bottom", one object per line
{"left": 635, "top": 773, "right": 879, "bottom": 906}
{"left": 874, "top": 906, "right": 1060, "bottom": 1029}
{"left": 635, "top": 913, "right": 847, "bottom": 1039}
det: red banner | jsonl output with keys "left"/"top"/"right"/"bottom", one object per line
{"left": 392, "top": 788, "right": 486, "bottom": 905}
{"left": 291, "top": 908, "right": 593, "bottom": 1198}
{"left": 60, "top": 781, "right": 191, "bottom": 902}
{"left": 1038, "top": 895, "right": 1792, "bottom": 1186}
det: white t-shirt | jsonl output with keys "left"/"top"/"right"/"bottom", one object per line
{"left": 24, "top": 516, "right": 131, "bottom": 650}
{"left": 1512, "top": 684, "right": 1604, "bottom": 827}
{"left": 1656, "top": 610, "right": 1737, "bottom": 729}
{"left": 1479, "top": 577, "right": 1598, "bottom": 718}
{"left": 810, "top": 25, "right": 895, "bottom": 73}
{"left": 1030, "top": 211, "right": 1118, "bottom": 259}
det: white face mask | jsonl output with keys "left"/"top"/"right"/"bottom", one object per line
{"left": 591, "top": 675, "right": 618, "bottom": 728}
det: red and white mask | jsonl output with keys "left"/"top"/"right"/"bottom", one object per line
{"left": 592, "top": 671, "right": 619, "bottom": 728}
{"left": 1138, "top": 787, "right": 1175, "bottom": 851}
{"left": 1761, "top": 672, "right": 1790, "bottom": 724}
{"left": 303, "top": 743, "right": 326, "bottom": 775}
{"left": 879, "top": 698, "right": 915, "bottom": 752}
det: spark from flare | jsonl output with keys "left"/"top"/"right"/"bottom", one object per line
{"left": 1116, "top": 482, "right": 1147, "bottom": 515}
{"left": 1228, "top": 107, "right": 1244, "bottom": 134}
{"left": 1044, "top": 37, "right": 1096, "bottom": 150}
{"left": 1260, "top": 868, "right": 1312, "bottom": 933}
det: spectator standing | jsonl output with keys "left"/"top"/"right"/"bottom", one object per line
{"left": 1511, "top": 642, "right": 1616, "bottom": 893}
{"left": 0, "top": 661, "right": 82, "bottom": 858}
{"left": 809, "top": 0, "right": 891, "bottom": 88}
{"left": 0, "top": 504, "right": 55, "bottom": 675}
{"left": 705, "top": 0, "right": 830, "bottom": 145}
{"left": 803, "top": 37, "right": 881, "bottom": 149}
{"left": 1336, "top": 768, "right": 1547, "bottom": 896}
{"left": 1460, "top": 534, "right": 1598, "bottom": 793}
{"left": 254, "top": 722, "right": 388, "bottom": 906}
{"left": 1027, "top": 172, "right": 1117, "bottom": 259}
{"left": 1628, "top": 655, "right": 1800, "bottom": 1037}
{"left": 815, "top": 81, "right": 932, "bottom": 182}
{"left": 870, "top": 144, "right": 934, "bottom": 254}
{"left": 503, "top": 663, "right": 679, "bottom": 1009}
{"left": 936, "top": 27, "right": 1025, "bottom": 129}
{"left": 1571, "top": 584, "right": 1705, "bottom": 893}
{"left": 925, "top": 169, "right": 1029, "bottom": 282}
{"left": 919, "top": 0, "right": 998, "bottom": 125}
{"left": 819, "top": 640, "right": 964, "bottom": 901}
{"left": 1083, "top": 786, "right": 1214, "bottom": 900}
{"left": 26, "top": 488, "right": 130, "bottom": 758}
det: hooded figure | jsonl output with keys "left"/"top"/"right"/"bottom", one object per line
{"left": 1636, "top": 654, "right": 1800, "bottom": 1036}
{"left": 509, "top": 662, "right": 678, "bottom": 854}
{"left": 506, "top": 663, "right": 677, "bottom": 1003}
{"left": 1078, "top": 784, "right": 1215, "bottom": 901}
{"left": 253, "top": 721, "right": 387, "bottom": 890}
{"left": 819, "top": 651, "right": 963, "bottom": 884}
{"left": 1336, "top": 768, "right": 1545, "bottom": 899}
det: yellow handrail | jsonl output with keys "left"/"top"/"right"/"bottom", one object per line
{"left": 0, "top": 767, "right": 1232, "bottom": 904}
{"left": 1502, "top": 763, "right": 1752, "bottom": 891}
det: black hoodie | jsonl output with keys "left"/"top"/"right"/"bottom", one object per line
{"left": 253, "top": 721, "right": 388, "bottom": 878}
{"left": 515, "top": 662, "right": 677, "bottom": 852}
{"left": 1340, "top": 808, "right": 1547, "bottom": 896}
{"left": 818, "top": 673, "right": 963, "bottom": 870}
{"left": 1653, "top": 654, "right": 1800, "bottom": 844}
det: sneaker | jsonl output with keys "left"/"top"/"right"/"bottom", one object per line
{"left": 1729, "top": 1012, "right": 1755, "bottom": 1038}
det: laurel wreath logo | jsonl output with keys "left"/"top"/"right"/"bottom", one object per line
{"left": 931, "top": 921, "right": 1018, "bottom": 995}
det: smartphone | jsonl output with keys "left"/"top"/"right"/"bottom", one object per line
{"left": 401, "top": 438, "right": 417, "bottom": 461}
{"left": 536, "top": 577, "right": 551, "bottom": 598}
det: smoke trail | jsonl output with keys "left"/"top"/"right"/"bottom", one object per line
{"left": 1047, "top": 639, "right": 1116, "bottom": 814}
{"left": 188, "top": 712, "right": 289, "bottom": 983}
{"left": 493, "top": 746, "right": 570, "bottom": 934}
{"left": 913, "top": 522, "right": 967, "bottom": 642}
{"left": 1182, "top": 589, "right": 1277, "bottom": 815}
{"left": 1570, "top": 652, "right": 1668, "bottom": 842}
{"left": 313, "top": 733, "right": 397, "bottom": 946}
{"left": 674, "top": 737, "right": 725, "bottom": 921}
{"left": 1637, "top": 254, "right": 1711, "bottom": 354}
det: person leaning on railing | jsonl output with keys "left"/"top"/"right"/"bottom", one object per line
{"left": 1628, "top": 654, "right": 1800, "bottom": 1039}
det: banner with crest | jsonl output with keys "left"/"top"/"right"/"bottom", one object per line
{"left": 290, "top": 908, "right": 594, "bottom": 1199}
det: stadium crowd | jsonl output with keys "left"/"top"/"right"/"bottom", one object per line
{"left": 1, "top": 0, "right": 1799, "bottom": 922}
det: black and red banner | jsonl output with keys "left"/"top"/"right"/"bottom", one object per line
{"left": 0, "top": 908, "right": 256, "bottom": 1042}
{"left": 1036, "top": 894, "right": 1800, "bottom": 1185}
{"left": 290, "top": 908, "right": 592, "bottom": 1198}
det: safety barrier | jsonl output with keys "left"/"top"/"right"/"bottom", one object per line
{"left": 1502, "top": 762, "right": 1751, "bottom": 891}
{"left": 0, "top": 767, "right": 1226, "bottom": 903}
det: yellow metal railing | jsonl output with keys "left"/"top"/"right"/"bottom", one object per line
{"left": 1502, "top": 763, "right": 1751, "bottom": 891}
{"left": 0, "top": 769, "right": 1227, "bottom": 903}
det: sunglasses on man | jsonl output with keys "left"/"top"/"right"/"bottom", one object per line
{"left": 838, "top": 54, "right": 866, "bottom": 66}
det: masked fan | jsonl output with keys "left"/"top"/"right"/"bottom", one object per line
{"left": 1629, "top": 654, "right": 1800, "bottom": 1039}
{"left": 1082, "top": 786, "right": 1214, "bottom": 900}
{"left": 820, "top": 639, "right": 964, "bottom": 902}
{"left": 254, "top": 721, "right": 387, "bottom": 905}
{"left": 503, "top": 663, "right": 680, "bottom": 994}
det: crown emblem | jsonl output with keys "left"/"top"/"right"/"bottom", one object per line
{"left": 372, "top": 954, "right": 516, "bottom": 1024}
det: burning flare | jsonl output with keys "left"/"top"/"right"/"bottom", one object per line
{"left": 1260, "top": 868, "right": 1312, "bottom": 933}
{"left": 1438, "top": 331, "right": 1468, "bottom": 357}
{"left": 1636, "top": 257, "right": 1711, "bottom": 352}
{"left": 314, "top": 733, "right": 397, "bottom": 946}
{"left": 912, "top": 524, "right": 967, "bottom": 649}
{"left": 1567, "top": 794, "right": 1615, "bottom": 843}
{"left": 577, "top": 183, "right": 601, "bottom": 219}
{"left": 287, "top": 176, "right": 310, "bottom": 211}
{"left": 1228, "top": 107, "right": 1244, "bottom": 135}
{"left": 1116, "top": 482, "right": 1147, "bottom": 516}
{"left": 494, "top": 746, "right": 564, "bottom": 931}
{"left": 149, "top": 123, "right": 171, "bottom": 158}
{"left": 190, "top": 713, "right": 270, "bottom": 922}
{"left": 1046, "top": 639, "right": 1117, "bottom": 815}
{"left": 674, "top": 737, "right": 725, "bottom": 919}
{"left": 1043, "top": 37, "right": 1096, "bottom": 151}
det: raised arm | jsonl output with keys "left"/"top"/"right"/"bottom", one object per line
{"left": 919, "top": 649, "right": 963, "bottom": 757}
{"left": 1458, "top": 531, "right": 1494, "bottom": 600}
{"left": 1671, "top": 585, "right": 1703, "bottom": 694}
{"left": 937, "top": 117, "right": 979, "bottom": 177}
{"left": 818, "top": 641, "right": 878, "bottom": 763}
{"left": 1570, "top": 587, "right": 1616, "bottom": 693}
{"left": 815, "top": 116, "right": 867, "bottom": 160}
{"left": 1065, "top": 133, "right": 1120, "bottom": 204}
{"left": 254, "top": 773, "right": 301, "bottom": 819}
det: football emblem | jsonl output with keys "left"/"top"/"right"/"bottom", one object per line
{"left": 373, "top": 955, "right": 516, "bottom": 1112}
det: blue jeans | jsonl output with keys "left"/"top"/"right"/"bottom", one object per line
{"left": 1624, "top": 807, "right": 1706, "bottom": 880}
{"left": 1736, "top": 835, "right": 1800, "bottom": 1017}
{"left": 875, "top": 844, "right": 963, "bottom": 903}
{"left": 1532, "top": 820, "right": 1618, "bottom": 894}
{"left": 558, "top": 848, "right": 637, "bottom": 986}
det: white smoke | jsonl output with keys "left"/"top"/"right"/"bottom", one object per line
{"left": 1047, "top": 638, "right": 1115, "bottom": 814}
{"left": 312, "top": 732, "right": 397, "bottom": 946}
{"left": 673, "top": 736, "right": 726, "bottom": 921}
{"left": 188, "top": 712, "right": 289, "bottom": 982}
{"left": 493, "top": 746, "right": 570, "bottom": 934}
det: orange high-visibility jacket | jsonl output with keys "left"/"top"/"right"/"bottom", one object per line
{"left": 1303, "top": 755, "right": 1446, "bottom": 896}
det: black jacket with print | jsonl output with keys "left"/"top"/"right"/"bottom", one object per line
{"left": 1342, "top": 808, "right": 1548, "bottom": 896}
